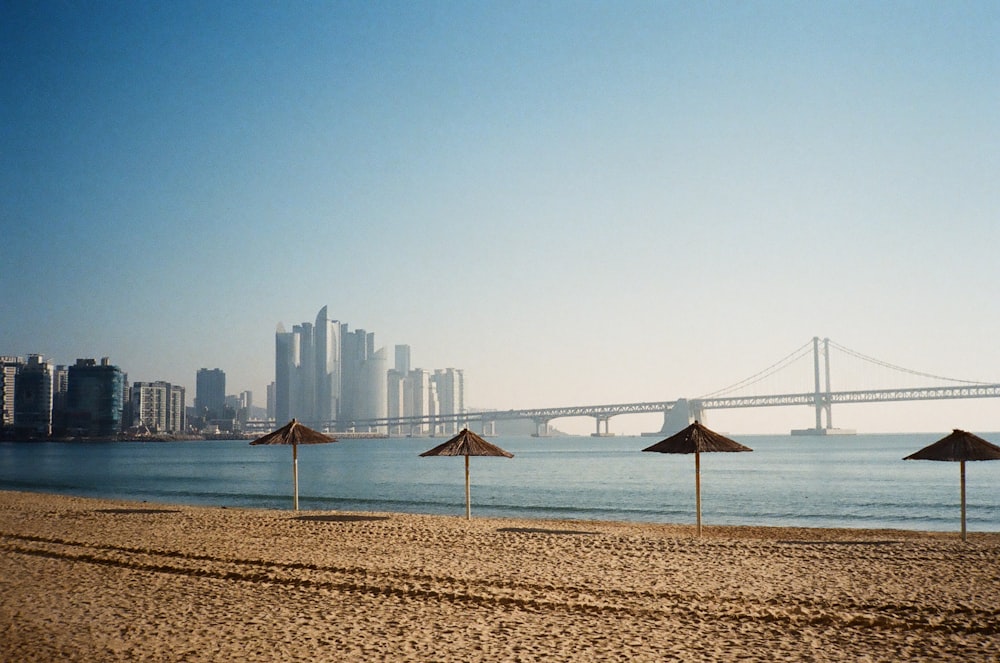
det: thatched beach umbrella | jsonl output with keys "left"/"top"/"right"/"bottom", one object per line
{"left": 642, "top": 421, "right": 752, "bottom": 536}
{"left": 420, "top": 428, "right": 513, "bottom": 520}
{"left": 250, "top": 419, "right": 337, "bottom": 511}
{"left": 904, "top": 429, "right": 1000, "bottom": 541}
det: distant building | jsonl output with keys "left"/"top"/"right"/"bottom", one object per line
{"left": 395, "top": 345, "right": 411, "bottom": 375}
{"left": 275, "top": 307, "right": 386, "bottom": 431}
{"left": 14, "top": 355, "right": 54, "bottom": 436}
{"left": 266, "top": 382, "right": 275, "bottom": 421}
{"left": 433, "top": 368, "right": 465, "bottom": 435}
{"left": 130, "top": 381, "right": 186, "bottom": 433}
{"left": 195, "top": 368, "right": 226, "bottom": 421}
{"left": 387, "top": 371, "right": 405, "bottom": 435}
{"left": 64, "top": 358, "right": 126, "bottom": 437}
{"left": 0, "top": 355, "right": 23, "bottom": 429}
{"left": 402, "top": 369, "right": 437, "bottom": 435}
{"left": 52, "top": 364, "right": 69, "bottom": 432}
{"left": 274, "top": 308, "right": 464, "bottom": 434}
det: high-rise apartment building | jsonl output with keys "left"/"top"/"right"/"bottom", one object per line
{"left": 52, "top": 364, "right": 69, "bottom": 431}
{"left": 314, "top": 307, "right": 341, "bottom": 423}
{"left": 274, "top": 325, "right": 298, "bottom": 424}
{"left": 0, "top": 356, "right": 23, "bottom": 429}
{"left": 275, "top": 308, "right": 464, "bottom": 434}
{"left": 433, "top": 368, "right": 465, "bottom": 435}
{"left": 401, "top": 368, "right": 437, "bottom": 435}
{"left": 130, "top": 381, "right": 186, "bottom": 433}
{"left": 395, "top": 345, "right": 411, "bottom": 375}
{"left": 64, "top": 358, "right": 125, "bottom": 437}
{"left": 195, "top": 368, "right": 226, "bottom": 420}
{"left": 275, "top": 307, "right": 387, "bottom": 430}
{"left": 14, "top": 355, "right": 54, "bottom": 436}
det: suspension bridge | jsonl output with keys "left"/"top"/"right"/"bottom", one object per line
{"left": 249, "top": 337, "right": 1000, "bottom": 436}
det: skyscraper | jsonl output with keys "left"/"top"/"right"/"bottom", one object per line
{"left": 274, "top": 324, "right": 298, "bottom": 424}
{"left": 402, "top": 368, "right": 437, "bottom": 435}
{"left": 130, "top": 381, "right": 186, "bottom": 433}
{"left": 274, "top": 308, "right": 465, "bottom": 434}
{"left": 394, "top": 345, "right": 411, "bottom": 375}
{"left": 275, "top": 307, "right": 388, "bottom": 430}
{"left": 0, "top": 355, "right": 23, "bottom": 429}
{"left": 314, "top": 306, "right": 341, "bottom": 424}
{"left": 65, "top": 358, "right": 125, "bottom": 437}
{"left": 195, "top": 368, "right": 226, "bottom": 421}
{"left": 14, "top": 354, "right": 53, "bottom": 436}
{"left": 433, "top": 368, "right": 465, "bottom": 434}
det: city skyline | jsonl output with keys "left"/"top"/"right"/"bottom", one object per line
{"left": 3, "top": 3, "right": 999, "bottom": 435}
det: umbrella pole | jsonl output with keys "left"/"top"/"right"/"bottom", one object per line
{"left": 293, "top": 442, "right": 299, "bottom": 512}
{"left": 695, "top": 451, "right": 702, "bottom": 537}
{"left": 960, "top": 460, "right": 967, "bottom": 542}
{"left": 465, "top": 454, "right": 471, "bottom": 520}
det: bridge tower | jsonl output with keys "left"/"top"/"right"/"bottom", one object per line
{"left": 647, "top": 398, "right": 701, "bottom": 436}
{"left": 792, "top": 337, "right": 854, "bottom": 436}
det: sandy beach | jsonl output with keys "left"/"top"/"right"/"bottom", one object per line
{"left": 1, "top": 491, "right": 998, "bottom": 661}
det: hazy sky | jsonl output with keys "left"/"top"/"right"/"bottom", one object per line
{"left": 3, "top": 1, "right": 999, "bottom": 435}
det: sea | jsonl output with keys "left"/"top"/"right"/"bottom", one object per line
{"left": 1, "top": 433, "right": 998, "bottom": 532}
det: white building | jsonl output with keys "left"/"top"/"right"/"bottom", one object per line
{"left": 275, "top": 307, "right": 387, "bottom": 431}
{"left": 130, "top": 381, "right": 186, "bottom": 433}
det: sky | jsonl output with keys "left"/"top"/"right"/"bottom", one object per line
{"left": 2, "top": 1, "right": 999, "bottom": 435}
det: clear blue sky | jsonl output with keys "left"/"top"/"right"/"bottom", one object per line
{"left": 2, "top": 1, "right": 998, "bottom": 434}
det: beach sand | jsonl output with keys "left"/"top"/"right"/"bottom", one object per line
{"left": 1, "top": 491, "right": 998, "bottom": 661}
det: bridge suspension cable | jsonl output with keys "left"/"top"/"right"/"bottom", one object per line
{"left": 696, "top": 339, "right": 814, "bottom": 399}
{"left": 826, "top": 340, "right": 991, "bottom": 386}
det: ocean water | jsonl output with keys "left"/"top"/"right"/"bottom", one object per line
{"left": 1, "top": 433, "right": 998, "bottom": 532}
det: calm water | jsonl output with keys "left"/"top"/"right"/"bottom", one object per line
{"left": 1, "top": 433, "right": 998, "bottom": 532}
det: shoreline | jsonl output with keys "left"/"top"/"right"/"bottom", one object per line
{"left": 2, "top": 490, "right": 999, "bottom": 661}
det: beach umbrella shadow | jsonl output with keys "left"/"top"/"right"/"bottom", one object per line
{"left": 420, "top": 428, "right": 513, "bottom": 520}
{"left": 642, "top": 420, "right": 752, "bottom": 536}
{"left": 904, "top": 429, "right": 1000, "bottom": 541}
{"left": 250, "top": 419, "right": 338, "bottom": 511}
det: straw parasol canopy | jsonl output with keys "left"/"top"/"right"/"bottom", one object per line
{"left": 420, "top": 428, "right": 513, "bottom": 520}
{"left": 642, "top": 421, "right": 752, "bottom": 536}
{"left": 250, "top": 419, "right": 337, "bottom": 511}
{"left": 904, "top": 429, "right": 1000, "bottom": 541}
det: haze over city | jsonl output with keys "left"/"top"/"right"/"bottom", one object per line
{"left": 3, "top": 2, "right": 999, "bottom": 435}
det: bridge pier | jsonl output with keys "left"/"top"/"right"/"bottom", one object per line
{"left": 532, "top": 418, "right": 551, "bottom": 437}
{"left": 480, "top": 419, "right": 496, "bottom": 436}
{"left": 592, "top": 415, "right": 614, "bottom": 437}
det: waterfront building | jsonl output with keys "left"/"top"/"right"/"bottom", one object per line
{"left": 433, "top": 368, "right": 465, "bottom": 435}
{"left": 387, "top": 372, "right": 405, "bottom": 435}
{"left": 292, "top": 321, "right": 316, "bottom": 422}
{"left": 14, "top": 355, "right": 54, "bottom": 436}
{"left": 275, "top": 308, "right": 387, "bottom": 431}
{"left": 274, "top": 309, "right": 464, "bottom": 434}
{"left": 52, "top": 364, "right": 69, "bottom": 432}
{"left": 340, "top": 327, "right": 388, "bottom": 429}
{"left": 274, "top": 324, "right": 298, "bottom": 424}
{"left": 168, "top": 384, "right": 186, "bottom": 432}
{"left": 195, "top": 368, "right": 226, "bottom": 421}
{"left": 0, "top": 355, "right": 23, "bottom": 429}
{"left": 357, "top": 346, "right": 388, "bottom": 428}
{"left": 402, "top": 369, "right": 437, "bottom": 435}
{"left": 314, "top": 307, "right": 341, "bottom": 424}
{"left": 395, "top": 345, "right": 411, "bottom": 375}
{"left": 130, "top": 381, "right": 186, "bottom": 434}
{"left": 64, "top": 358, "right": 125, "bottom": 437}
